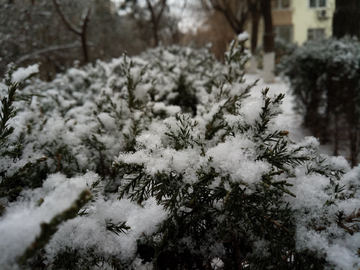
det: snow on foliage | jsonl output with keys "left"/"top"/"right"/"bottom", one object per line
{"left": 0, "top": 172, "right": 98, "bottom": 266}
{"left": 11, "top": 64, "right": 39, "bottom": 83}
{"left": 238, "top": 31, "right": 250, "bottom": 42}
{"left": 278, "top": 36, "right": 360, "bottom": 167}
{"left": 0, "top": 35, "right": 359, "bottom": 269}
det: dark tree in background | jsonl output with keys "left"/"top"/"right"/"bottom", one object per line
{"left": 0, "top": 0, "right": 125, "bottom": 80}
{"left": 52, "top": 0, "right": 91, "bottom": 64}
{"left": 0, "top": 0, "right": 179, "bottom": 80}
{"left": 260, "top": 0, "right": 275, "bottom": 82}
{"left": 198, "top": 0, "right": 274, "bottom": 81}
{"left": 278, "top": 37, "right": 360, "bottom": 167}
{"left": 146, "top": 0, "right": 167, "bottom": 47}
{"left": 261, "top": 0, "right": 274, "bottom": 54}
{"left": 331, "top": 0, "right": 360, "bottom": 166}
{"left": 205, "top": 0, "right": 251, "bottom": 34}
{"left": 249, "top": 1, "right": 261, "bottom": 56}
{"left": 120, "top": 0, "right": 177, "bottom": 47}
{"left": 333, "top": 0, "right": 360, "bottom": 38}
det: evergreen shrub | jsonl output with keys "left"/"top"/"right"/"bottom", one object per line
{"left": 278, "top": 36, "right": 360, "bottom": 166}
{"left": 0, "top": 36, "right": 359, "bottom": 269}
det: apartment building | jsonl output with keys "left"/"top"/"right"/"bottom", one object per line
{"left": 272, "top": 0, "right": 335, "bottom": 44}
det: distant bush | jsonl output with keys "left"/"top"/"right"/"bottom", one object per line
{"left": 0, "top": 37, "right": 359, "bottom": 270}
{"left": 255, "top": 37, "right": 296, "bottom": 70}
{"left": 274, "top": 37, "right": 297, "bottom": 65}
{"left": 278, "top": 36, "right": 360, "bottom": 166}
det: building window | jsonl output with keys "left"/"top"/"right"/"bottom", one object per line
{"left": 309, "top": 0, "right": 327, "bottom": 8}
{"left": 319, "top": 0, "right": 326, "bottom": 6}
{"left": 307, "top": 28, "right": 325, "bottom": 40}
{"left": 274, "top": 25, "right": 293, "bottom": 43}
{"left": 272, "top": 0, "right": 291, "bottom": 9}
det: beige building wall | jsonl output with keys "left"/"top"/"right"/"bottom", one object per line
{"left": 245, "top": 0, "right": 336, "bottom": 73}
{"left": 246, "top": 0, "right": 336, "bottom": 46}
{"left": 292, "top": 0, "right": 335, "bottom": 44}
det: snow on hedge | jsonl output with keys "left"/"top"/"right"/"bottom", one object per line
{"left": 0, "top": 37, "right": 359, "bottom": 269}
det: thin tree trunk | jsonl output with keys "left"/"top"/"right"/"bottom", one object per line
{"left": 250, "top": 3, "right": 261, "bottom": 54}
{"left": 146, "top": 0, "right": 167, "bottom": 47}
{"left": 153, "top": 20, "right": 159, "bottom": 47}
{"left": 261, "top": 0, "right": 274, "bottom": 53}
{"left": 80, "top": 34, "right": 89, "bottom": 63}
{"left": 261, "top": 0, "right": 275, "bottom": 83}
{"left": 333, "top": 113, "right": 339, "bottom": 156}
{"left": 52, "top": 0, "right": 91, "bottom": 63}
{"left": 349, "top": 128, "right": 359, "bottom": 167}
{"left": 249, "top": 2, "right": 261, "bottom": 73}
{"left": 210, "top": 0, "right": 251, "bottom": 35}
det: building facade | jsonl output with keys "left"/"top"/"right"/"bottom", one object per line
{"left": 272, "top": 0, "right": 335, "bottom": 44}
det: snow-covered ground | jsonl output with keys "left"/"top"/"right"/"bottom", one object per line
{"left": 245, "top": 73, "right": 337, "bottom": 157}
{"left": 245, "top": 73, "right": 309, "bottom": 142}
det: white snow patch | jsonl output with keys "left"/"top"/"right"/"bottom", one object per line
{"left": 238, "top": 31, "right": 249, "bottom": 42}
{"left": 0, "top": 172, "right": 98, "bottom": 267}
{"left": 12, "top": 64, "right": 39, "bottom": 82}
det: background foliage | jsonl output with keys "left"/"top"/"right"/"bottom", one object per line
{"left": 278, "top": 36, "right": 360, "bottom": 167}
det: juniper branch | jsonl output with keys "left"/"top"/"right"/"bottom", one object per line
{"left": 18, "top": 190, "right": 93, "bottom": 265}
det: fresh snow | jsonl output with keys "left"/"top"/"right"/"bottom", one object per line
{"left": 1, "top": 41, "right": 359, "bottom": 269}
{"left": 11, "top": 64, "right": 39, "bottom": 83}
{"left": 244, "top": 73, "right": 309, "bottom": 142}
{"left": 238, "top": 31, "right": 250, "bottom": 42}
{"left": 0, "top": 172, "right": 99, "bottom": 266}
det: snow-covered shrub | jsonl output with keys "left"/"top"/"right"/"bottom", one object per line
{"left": 116, "top": 91, "right": 360, "bottom": 269}
{"left": 278, "top": 36, "right": 360, "bottom": 166}
{"left": 0, "top": 64, "right": 48, "bottom": 201}
{"left": 140, "top": 44, "right": 223, "bottom": 116}
{"left": 3, "top": 44, "right": 224, "bottom": 190}
{"left": 274, "top": 37, "right": 297, "bottom": 66}
{"left": 0, "top": 35, "right": 359, "bottom": 269}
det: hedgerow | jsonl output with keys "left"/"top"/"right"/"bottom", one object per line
{"left": 0, "top": 36, "right": 359, "bottom": 270}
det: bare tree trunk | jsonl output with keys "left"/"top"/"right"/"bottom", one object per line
{"left": 349, "top": 127, "right": 359, "bottom": 167}
{"left": 261, "top": 0, "right": 274, "bottom": 53}
{"left": 249, "top": 1, "right": 261, "bottom": 73}
{"left": 333, "top": 113, "right": 339, "bottom": 156}
{"left": 52, "top": 0, "right": 91, "bottom": 63}
{"left": 347, "top": 94, "right": 360, "bottom": 166}
{"left": 80, "top": 34, "right": 89, "bottom": 63}
{"left": 146, "top": 0, "right": 167, "bottom": 47}
{"left": 152, "top": 20, "right": 159, "bottom": 47}
{"left": 208, "top": 0, "right": 251, "bottom": 34}
{"left": 261, "top": 0, "right": 275, "bottom": 83}
{"left": 250, "top": 3, "right": 260, "bottom": 53}
{"left": 80, "top": 7, "right": 91, "bottom": 63}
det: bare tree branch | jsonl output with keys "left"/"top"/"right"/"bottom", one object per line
{"left": 15, "top": 42, "right": 83, "bottom": 64}
{"left": 52, "top": 0, "right": 82, "bottom": 35}
{"left": 206, "top": 0, "right": 252, "bottom": 34}
{"left": 146, "top": 0, "right": 167, "bottom": 46}
{"left": 52, "top": 0, "right": 92, "bottom": 62}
